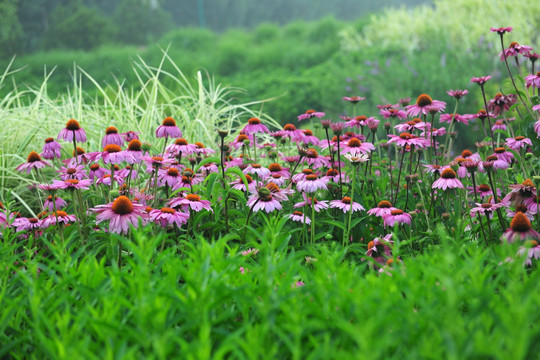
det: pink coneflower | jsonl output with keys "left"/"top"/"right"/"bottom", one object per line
{"left": 298, "top": 129, "right": 320, "bottom": 146}
{"left": 382, "top": 209, "right": 412, "bottom": 227}
{"left": 503, "top": 179, "right": 537, "bottom": 207}
{"left": 525, "top": 72, "right": 540, "bottom": 89}
{"left": 241, "top": 248, "right": 259, "bottom": 256}
{"left": 43, "top": 195, "right": 67, "bottom": 212}
{"left": 149, "top": 207, "right": 189, "bottom": 228}
{"left": 125, "top": 139, "right": 143, "bottom": 164}
{"left": 42, "top": 137, "right": 62, "bottom": 160}
{"left": 499, "top": 41, "right": 532, "bottom": 61}
{"left": 294, "top": 193, "right": 329, "bottom": 212}
{"left": 12, "top": 217, "right": 43, "bottom": 232}
{"left": 387, "top": 133, "right": 429, "bottom": 148}
{"left": 506, "top": 204, "right": 535, "bottom": 221}
{"left": 517, "top": 240, "right": 540, "bottom": 266}
{"left": 264, "top": 182, "right": 294, "bottom": 202}
{"left": 246, "top": 187, "right": 282, "bottom": 213}
{"left": 421, "top": 127, "right": 446, "bottom": 138}
{"left": 470, "top": 202, "right": 504, "bottom": 218}
{"left": 303, "top": 148, "right": 329, "bottom": 169}
{"left": 493, "top": 146, "right": 514, "bottom": 164}
{"left": 194, "top": 142, "right": 215, "bottom": 155}
{"left": 58, "top": 119, "right": 87, "bottom": 143}
{"left": 121, "top": 131, "right": 140, "bottom": 143}
{"left": 398, "top": 97, "right": 411, "bottom": 106}
{"left": 491, "top": 120, "right": 507, "bottom": 132}
{"left": 423, "top": 164, "right": 445, "bottom": 176}
{"left": 329, "top": 196, "right": 364, "bottom": 213}
{"left": 142, "top": 156, "right": 175, "bottom": 171}
{"left": 345, "top": 115, "right": 367, "bottom": 129}
{"left": 366, "top": 200, "right": 396, "bottom": 218}
{"left": 502, "top": 212, "right": 540, "bottom": 243}
{"left": 505, "top": 136, "right": 532, "bottom": 151}
{"left": 490, "top": 27, "right": 513, "bottom": 35}
{"left": 488, "top": 93, "right": 517, "bottom": 115}
{"left": 524, "top": 196, "right": 540, "bottom": 214}
{"left": 296, "top": 174, "right": 328, "bottom": 193}
{"left": 365, "top": 117, "right": 380, "bottom": 132}
{"left": 266, "top": 163, "right": 290, "bottom": 179}
{"left": 92, "top": 196, "right": 147, "bottom": 234}
{"left": 291, "top": 168, "right": 316, "bottom": 183}
{"left": 95, "top": 173, "right": 122, "bottom": 187}
{"left": 97, "top": 144, "right": 131, "bottom": 165}
{"left": 470, "top": 76, "right": 492, "bottom": 85}
{"left": 432, "top": 168, "right": 463, "bottom": 190}
{"left": 242, "top": 117, "right": 269, "bottom": 134}
{"left": 439, "top": 113, "right": 474, "bottom": 125}
{"left": 535, "top": 119, "right": 540, "bottom": 138}
{"left": 366, "top": 234, "right": 393, "bottom": 265}
{"left": 534, "top": 105, "right": 540, "bottom": 113}
{"left": 265, "top": 174, "right": 286, "bottom": 187}
{"left": 289, "top": 211, "right": 311, "bottom": 224}
{"left": 380, "top": 108, "right": 407, "bottom": 120}
{"left": 468, "top": 184, "right": 500, "bottom": 199}
{"left": 405, "top": 94, "right": 446, "bottom": 117}
{"left": 169, "top": 194, "right": 213, "bottom": 212}
{"left": 52, "top": 178, "right": 92, "bottom": 190}
{"left": 88, "top": 164, "right": 107, "bottom": 181}
{"left": 230, "top": 133, "right": 253, "bottom": 150}
{"left": 447, "top": 89, "right": 469, "bottom": 100}
{"left": 394, "top": 119, "right": 428, "bottom": 133}
{"left": 342, "top": 96, "right": 366, "bottom": 104}
{"left": 330, "top": 122, "right": 346, "bottom": 135}
{"left": 280, "top": 124, "right": 305, "bottom": 141}
{"left": 58, "top": 164, "right": 87, "bottom": 180}
{"left": 231, "top": 174, "right": 256, "bottom": 192}
{"left": 324, "top": 168, "right": 348, "bottom": 184}
{"left": 41, "top": 210, "right": 77, "bottom": 228}
{"left": 158, "top": 167, "right": 182, "bottom": 189}
{"left": 156, "top": 117, "right": 182, "bottom": 138}
{"left": 16, "top": 151, "right": 52, "bottom": 174}
{"left": 298, "top": 109, "right": 325, "bottom": 122}
{"left": 102, "top": 126, "right": 124, "bottom": 148}
{"left": 243, "top": 163, "right": 271, "bottom": 178}
{"left": 341, "top": 137, "right": 375, "bottom": 154}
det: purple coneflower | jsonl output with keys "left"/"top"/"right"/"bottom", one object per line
{"left": 298, "top": 129, "right": 320, "bottom": 146}
{"left": 303, "top": 148, "right": 329, "bottom": 169}
{"left": 470, "top": 76, "right": 492, "bottom": 85}
{"left": 43, "top": 195, "right": 67, "bottom": 212}
{"left": 246, "top": 187, "right": 282, "bottom": 213}
{"left": 194, "top": 142, "right": 215, "bottom": 155}
{"left": 499, "top": 41, "right": 532, "bottom": 61}
{"left": 405, "top": 94, "right": 446, "bottom": 117}
{"left": 121, "top": 130, "right": 140, "bottom": 142}
{"left": 394, "top": 119, "right": 428, "bottom": 133}
{"left": 488, "top": 93, "right": 517, "bottom": 116}
{"left": 289, "top": 211, "right": 311, "bottom": 224}
{"left": 439, "top": 113, "right": 474, "bottom": 125}
{"left": 367, "top": 200, "right": 397, "bottom": 218}
{"left": 387, "top": 133, "right": 429, "bottom": 148}
{"left": 329, "top": 197, "right": 364, "bottom": 213}
{"left": 517, "top": 240, "right": 540, "bottom": 266}
{"left": 525, "top": 72, "right": 540, "bottom": 89}
{"left": 342, "top": 96, "right": 366, "bottom": 104}
{"left": 242, "top": 117, "right": 269, "bottom": 134}
{"left": 102, "top": 126, "right": 124, "bottom": 148}
{"left": 505, "top": 136, "right": 532, "bottom": 151}
{"left": 341, "top": 138, "right": 375, "bottom": 155}
{"left": 296, "top": 174, "right": 328, "bottom": 193}
{"left": 432, "top": 168, "right": 463, "bottom": 190}
{"left": 345, "top": 115, "right": 367, "bottom": 129}
{"left": 149, "top": 207, "right": 189, "bottom": 228}
{"left": 382, "top": 209, "right": 412, "bottom": 227}
{"left": 52, "top": 178, "right": 92, "bottom": 190}
{"left": 41, "top": 210, "right": 77, "bottom": 228}
{"left": 447, "top": 89, "right": 469, "bottom": 100}
{"left": 98, "top": 144, "right": 130, "bottom": 165}
{"left": 169, "top": 194, "right": 213, "bottom": 212}
{"left": 470, "top": 202, "right": 504, "bottom": 218}
{"left": 243, "top": 163, "right": 271, "bottom": 178}
{"left": 16, "top": 151, "right": 52, "bottom": 174}
{"left": 502, "top": 212, "right": 540, "bottom": 243}
{"left": 156, "top": 117, "right": 182, "bottom": 138}
{"left": 366, "top": 234, "right": 393, "bottom": 265}
{"left": 92, "top": 196, "right": 147, "bottom": 234}
{"left": 58, "top": 119, "right": 87, "bottom": 143}
{"left": 380, "top": 108, "right": 407, "bottom": 120}
{"left": 298, "top": 109, "right": 325, "bottom": 122}
{"left": 42, "top": 137, "right": 62, "bottom": 159}
{"left": 231, "top": 174, "right": 256, "bottom": 192}
{"left": 294, "top": 193, "right": 329, "bottom": 212}
{"left": 89, "top": 164, "right": 107, "bottom": 181}
{"left": 490, "top": 27, "right": 513, "bottom": 35}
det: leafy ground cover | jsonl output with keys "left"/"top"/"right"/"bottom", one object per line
{"left": 1, "top": 25, "right": 540, "bottom": 359}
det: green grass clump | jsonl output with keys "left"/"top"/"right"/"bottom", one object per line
{"left": 2, "top": 221, "right": 540, "bottom": 359}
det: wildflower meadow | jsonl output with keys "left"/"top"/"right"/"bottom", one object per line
{"left": 2, "top": 25, "right": 540, "bottom": 359}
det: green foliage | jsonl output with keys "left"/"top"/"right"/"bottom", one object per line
{"left": 0, "top": 0, "right": 23, "bottom": 57}
{"left": 2, "top": 223, "right": 540, "bottom": 358}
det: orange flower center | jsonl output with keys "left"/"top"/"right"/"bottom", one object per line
{"left": 175, "top": 138, "right": 188, "bottom": 146}
{"left": 494, "top": 147, "right": 506, "bottom": 154}
{"left": 341, "top": 197, "right": 352, "bottom": 204}
{"left": 303, "top": 129, "right": 313, "bottom": 136}
{"left": 74, "top": 147, "right": 85, "bottom": 155}
{"left": 186, "top": 194, "right": 201, "bottom": 202}
{"left": 104, "top": 144, "right": 122, "bottom": 153}
{"left": 302, "top": 169, "right": 314, "bottom": 175}
{"left": 266, "top": 182, "right": 280, "bottom": 193}
{"left": 399, "top": 133, "right": 413, "bottom": 140}
{"left": 416, "top": 94, "right": 433, "bottom": 107}
{"left": 27, "top": 151, "right": 42, "bottom": 163}
{"left": 378, "top": 200, "right": 392, "bottom": 208}
{"left": 45, "top": 137, "right": 54, "bottom": 143}
{"left": 522, "top": 179, "right": 534, "bottom": 187}
{"left": 66, "top": 168, "right": 77, "bottom": 175}
{"left": 515, "top": 136, "right": 525, "bottom": 141}
{"left": 292, "top": 211, "right": 304, "bottom": 216}
{"left": 305, "top": 174, "right": 318, "bottom": 181}
{"left": 268, "top": 163, "right": 282, "bottom": 172}
{"left": 112, "top": 196, "right": 134, "bottom": 215}
{"left": 128, "top": 139, "right": 142, "bottom": 151}
{"left": 305, "top": 109, "right": 316, "bottom": 114}
{"left": 307, "top": 149, "right": 318, "bottom": 158}
{"left": 252, "top": 164, "right": 261, "bottom": 169}
{"left": 167, "top": 168, "right": 179, "bottom": 177}
{"left": 461, "top": 149, "right": 472, "bottom": 158}
{"left": 237, "top": 134, "right": 249, "bottom": 142}
{"left": 195, "top": 142, "right": 205, "bottom": 148}
{"left": 390, "top": 209, "right": 404, "bottom": 215}
{"left": 510, "top": 212, "right": 532, "bottom": 232}
{"left": 55, "top": 210, "right": 68, "bottom": 217}
{"left": 441, "top": 168, "right": 457, "bottom": 179}
{"left": 347, "top": 138, "right": 362, "bottom": 147}
{"left": 90, "top": 164, "right": 100, "bottom": 171}
{"left": 244, "top": 174, "right": 253, "bottom": 183}
{"left": 248, "top": 117, "right": 261, "bottom": 124}
{"left": 66, "top": 119, "right": 81, "bottom": 130}
{"left": 162, "top": 117, "right": 176, "bottom": 126}
{"left": 105, "top": 126, "right": 118, "bottom": 134}
{"left": 160, "top": 207, "right": 175, "bottom": 214}
{"left": 283, "top": 124, "right": 296, "bottom": 131}
{"left": 66, "top": 179, "right": 79, "bottom": 185}
{"left": 478, "top": 184, "right": 490, "bottom": 192}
